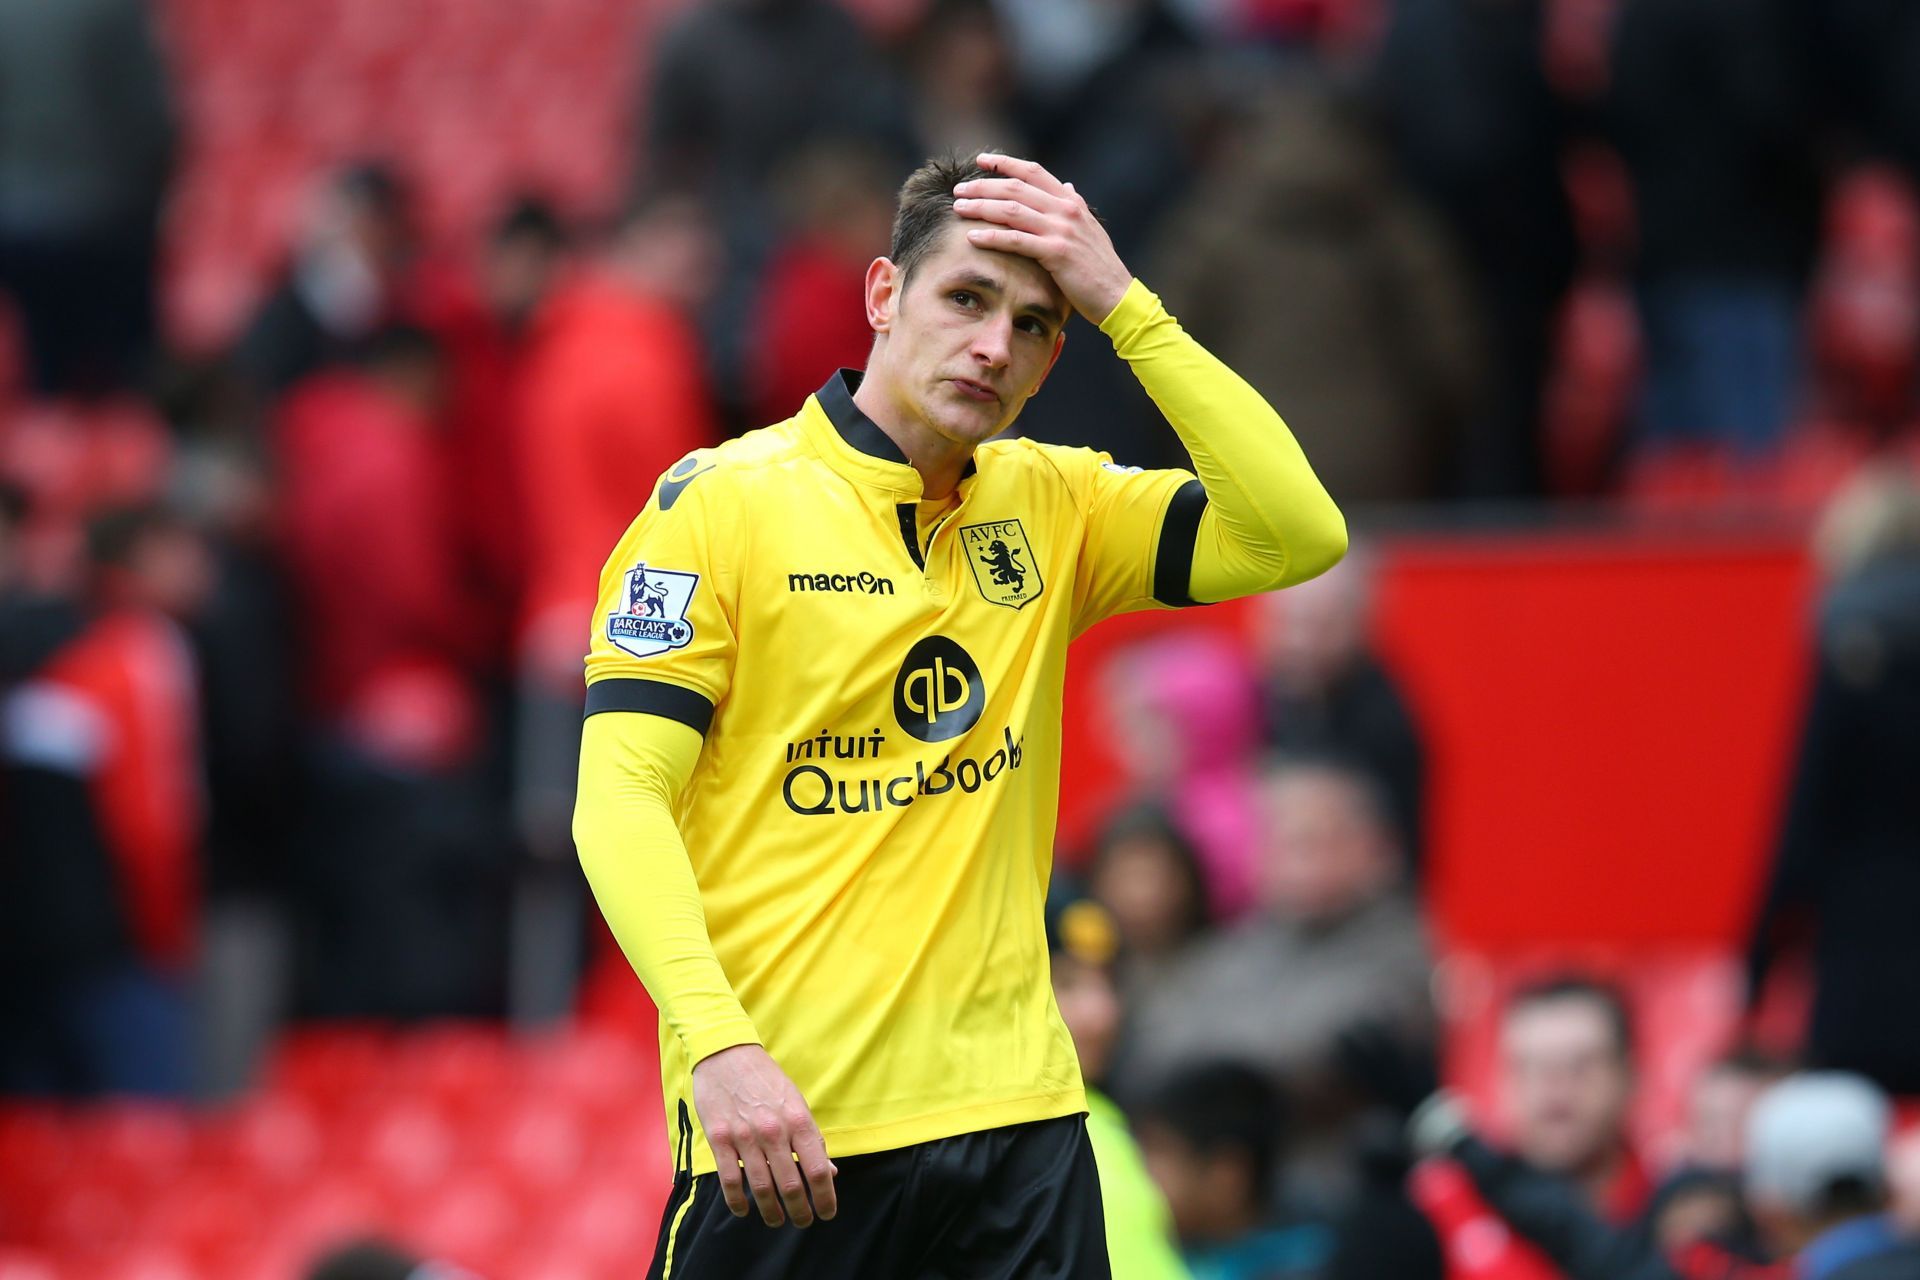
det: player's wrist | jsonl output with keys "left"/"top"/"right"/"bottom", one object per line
{"left": 1082, "top": 269, "right": 1135, "bottom": 327}
{"left": 688, "top": 1033, "right": 764, "bottom": 1072}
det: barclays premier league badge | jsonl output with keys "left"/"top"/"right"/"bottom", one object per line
{"left": 607, "top": 562, "right": 699, "bottom": 659}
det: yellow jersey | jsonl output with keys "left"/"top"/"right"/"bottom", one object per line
{"left": 574, "top": 279, "right": 1345, "bottom": 1174}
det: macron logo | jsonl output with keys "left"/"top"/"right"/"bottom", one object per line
{"left": 788, "top": 571, "right": 896, "bottom": 596}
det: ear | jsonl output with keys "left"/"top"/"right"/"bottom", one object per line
{"left": 1030, "top": 330, "right": 1066, "bottom": 397}
{"left": 865, "top": 257, "right": 899, "bottom": 334}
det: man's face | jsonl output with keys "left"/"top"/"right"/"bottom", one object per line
{"left": 1257, "top": 769, "right": 1395, "bottom": 925}
{"left": 866, "top": 221, "right": 1067, "bottom": 448}
{"left": 1255, "top": 560, "right": 1368, "bottom": 691}
{"left": 1500, "top": 997, "right": 1633, "bottom": 1175}
{"left": 1687, "top": 1066, "right": 1770, "bottom": 1172}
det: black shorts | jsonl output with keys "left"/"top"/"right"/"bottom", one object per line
{"left": 644, "top": 1106, "right": 1111, "bottom": 1279}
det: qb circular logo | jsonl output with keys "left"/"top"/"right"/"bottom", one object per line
{"left": 893, "top": 636, "right": 985, "bottom": 742}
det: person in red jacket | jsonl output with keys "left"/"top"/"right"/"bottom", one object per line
{"left": 511, "top": 192, "right": 721, "bottom": 856}
{"left": 410, "top": 198, "right": 572, "bottom": 676}
{"left": 1409, "top": 977, "right": 1654, "bottom": 1280}
{"left": 0, "top": 505, "right": 210, "bottom": 1096}
{"left": 275, "top": 327, "right": 506, "bottom": 1018}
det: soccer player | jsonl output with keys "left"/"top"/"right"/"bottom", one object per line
{"left": 573, "top": 151, "right": 1347, "bottom": 1278}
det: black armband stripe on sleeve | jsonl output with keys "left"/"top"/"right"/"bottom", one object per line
{"left": 583, "top": 679, "right": 716, "bottom": 735}
{"left": 1151, "top": 479, "right": 1209, "bottom": 607}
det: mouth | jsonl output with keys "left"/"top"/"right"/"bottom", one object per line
{"left": 948, "top": 377, "right": 1000, "bottom": 405}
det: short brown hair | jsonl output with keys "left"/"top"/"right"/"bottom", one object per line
{"left": 1506, "top": 974, "right": 1635, "bottom": 1062}
{"left": 890, "top": 152, "right": 991, "bottom": 282}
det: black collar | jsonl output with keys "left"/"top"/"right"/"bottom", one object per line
{"left": 815, "top": 369, "right": 978, "bottom": 480}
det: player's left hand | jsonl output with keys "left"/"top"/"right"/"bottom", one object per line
{"left": 953, "top": 153, "right": 1134, "bottom": 325}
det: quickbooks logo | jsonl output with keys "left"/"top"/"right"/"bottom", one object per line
{"left": 892, "top": 635, "right": 984, "bottom": 743}
{"left": 788, "top": 570, "right": 895, "bottom": 595}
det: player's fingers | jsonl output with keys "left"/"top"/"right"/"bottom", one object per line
{"left": 791, "top": 1124, "right": 838, "bottom": 1222}
{"left": 951, "top": 176, "right": 1067, "bottom": 213}
{"left": 708, "top": 1136, "right": 752, "bottom": 1218}
{"left": 963, "top": 226, "right": 1049, "bottom": 259}
{"left": 977, "top": 151, "right": 1071, "bottom": 198}
{"left": 771, "top": 1146, "right": 814, "bottom": 1228}
{"left": 742, "top": 1147, "right": 787, "bottom": 1227}
{"left": 953, "top": 197, "right": 1048, "bottom": 232}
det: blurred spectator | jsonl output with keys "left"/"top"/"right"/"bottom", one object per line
{"left": 513, "top": 191, "right": 722, "bottom": 858}
{"left": 232, "top": 164, "right": 421, "bottom": 398}
{"left": 276, "top": 326, "right": 480, "bottom": 767}
{"left": 1086, "top": 804, "right": 1214, "bottom": 998}
{"left": 1807, "top": 168, "right": 1920, "bottom": 437}
{"left": 275, "top": 326, "right": 506, "bottom": 1019}
{"left": 1098, "top": 630, "right": 1264, "bottom": 918}
{"left": 1747, "top": 467, "right": 1920, "bottom": 1094}
{"left": 1133, "top": 1060, "right": 1331, "bottom": 1279}
{"left": 1007, "top": 0, "right": 1201, "bottom": 259}
{"left": 1115, "top": 755, "right": 1431, "bottom": 1159}
{"left": 1374, "top": 0, "right": 1578, "bottom": 498}
{"left": 1152, "top": 77, "right": 1484, "bottom": 503}
{"left": 1634, "top": 1052, "right": 1791, "bottom": 1261}
{"left": 1681, "top": 1051, "right": 1791, "bottom": 1176}
{"left": 1251, "top": 545, "right": 1425, "bottom": 862}
{"left": 1047, "top": 886, "right": 1193, "bottom": 1280}
{"left": 416, "top": 196, "right": 573, "bottom": 674}
{"left": 640, "top": 0, "right": 913, "bottom": 424}
{"left": 1500, "top": 978, "right": 1651, "bottom": 1214}
{"left": 748, "top": 142, "right": 896, "bottom": 428}
{"left": 1376, "top": 1067, "right": 1912, "bottom": 1279}
{"left": 1391, "top": 977, "right": 1654, "bottom": 1280}
{"left": 1609, "top": 0, "right": 1823, "bottom": 456}
{"left": 995, "top": 0, "right": 1206, "bottom": 468}
{"left": 642, "top": 0, "right": 912, "bottom": 201}
{"left": 304, "top": 1238, "right": 481, "bottom": 1280}
{"left": 900, "top": 0, "right": 1027, "bottom": 161}
{"left": 0, "top": 0, "right": 175, "bottom": 397}
{"left": 1745, "top": 1074, "right": 1911, "bottom": 1277}
{"left": 0, "top": 506, "right": 210, "bottom": 1096}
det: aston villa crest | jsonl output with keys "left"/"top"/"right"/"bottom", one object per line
{"left": 960, "top": 519, "right": 1044, "bottom": 610}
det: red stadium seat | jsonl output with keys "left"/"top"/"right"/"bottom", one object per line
{"left": 200, "top": 1094, "right": 325, "bottom": 1185}
{"left": 73, "top": 1104, "right": 193, "bottom": 1196}
{"left": 266, "top": 1024, "right": 393, "bottom": 1103}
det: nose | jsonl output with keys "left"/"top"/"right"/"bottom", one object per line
{"left": 971, "top": 316, "right": 1012, "bottom": 371}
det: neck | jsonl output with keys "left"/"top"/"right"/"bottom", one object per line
{"left": 852, "top": 361, "right": 976, "bottom": 501}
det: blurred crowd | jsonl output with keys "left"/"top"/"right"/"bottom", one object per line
{"left": 5, "top": 0, "right": 1920, "bottom": 1276}
{"left": 1050, "top": 482, "right": 1920, "bottom": 1276}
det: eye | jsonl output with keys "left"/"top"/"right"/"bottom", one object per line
{"left": 951, "top": 290, "right": 980, "bottom": 310}
{"left": 1016, "top": 317, "right": 1050, "bottom": 338}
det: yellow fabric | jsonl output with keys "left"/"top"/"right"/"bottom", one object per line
{"left": 573, "top": 278, "right": 1343, "bottom": 1176}
{"left": 1095, "top": 278, "right": 1347, "bottom": 602}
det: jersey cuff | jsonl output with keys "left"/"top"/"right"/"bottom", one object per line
{"left": 1152, "top": 479, "right": 1208, "bottom": 607}
{"left": 583, "top": 678, "right": 717, "bottom": 735}
{"left": 683, "top": 1022, "right": 763, "bottom": 1069}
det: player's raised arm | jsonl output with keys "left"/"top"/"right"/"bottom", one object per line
{"left": 956, "top": 152, "right": 1347, "bottom": 601}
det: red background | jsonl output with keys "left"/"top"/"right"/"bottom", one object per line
{"left": 1057, "top": 527, "right": 1817, "bottom": 951}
